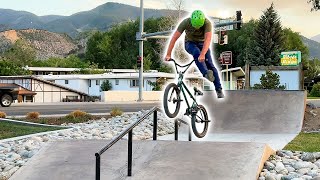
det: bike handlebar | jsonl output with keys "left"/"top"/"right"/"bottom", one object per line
{"left": 167, "top": 58, "right": 195, "bottom": 69}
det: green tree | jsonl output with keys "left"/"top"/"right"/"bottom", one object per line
{"left": 283, "top": 28, "right": 309, "bottom": 65}
{"left": 214, "top": 19, "right": 258, "bottom": 67}
{"left": 31, "top": 55, "right": 90, "bottom": 68}
{"left": 310, "top": 83, "right": 320, "bottom": 97}
{"left": 0, "top": 60, "right": 31, "bottom": 76}
{"left": 305, "top": 58, "right": 320, "bottom": 79}
{"left": 2, "top": 40, "right": 36, "bottom": 66}
{"left": 85, "top": 17, "right": 172, "bottom": 71}
{"left": 100, "top": 80, "right": 112, "bottom": 91}
{"left": 251, "top": 3, "right": 285, "bottom": 66}
{"left": 253, "top": 70, "right": 286, "bottom": 90}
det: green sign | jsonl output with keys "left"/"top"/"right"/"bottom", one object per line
{"left": 280, "top": 51, "right": 301, "bottom": 66}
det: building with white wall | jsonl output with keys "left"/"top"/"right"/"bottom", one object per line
{"left": 38, "top": 71, "right": 203, "bottom": 97}
{"left": 0, "top": 76, "right": 88, "bottom": 103}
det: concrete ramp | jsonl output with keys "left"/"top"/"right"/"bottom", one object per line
{"left": 160, "top": 90, "right": 306, "bottom": 150}
{"left": 10, "top": 140, "right": 274, "bottom": 180}
{"left": 10, "top": 90, "right": 306, "bottom": 180}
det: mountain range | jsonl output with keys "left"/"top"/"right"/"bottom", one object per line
{"left": 311, "top": 34, "right": 320, "bottom": 43}
{"left": 0, "top": 2, "right": 175, "bottom": 38}
{"left": 302, "top": 36, "right": 320, "bottom": 59}
{"left": 0, "top": 2, "right": 319, "bottom": 59}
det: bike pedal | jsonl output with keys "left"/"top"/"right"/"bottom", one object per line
{"left": 173, "top": 99, "right": 183, "bottom": 103}
{"left": 202, "top": 120, "right": 211, "bottom": 123}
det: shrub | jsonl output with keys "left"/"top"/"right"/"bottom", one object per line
{"left": 310, "top": 83, "right": 320, "bottom": 97}
{"left": 0, "top": 112, "right": 6, "bottom": 118}
{"left": 110, "top": 107, "right": 123, "bottom": 117}
{"left": 101, "top": 80, "right": 112, "bottom": 91}
{"left": 68, "top": 110, "right": 87, "bottom": 118}
{"left": 26, "top": 112, "right": 40, "bottom": 120}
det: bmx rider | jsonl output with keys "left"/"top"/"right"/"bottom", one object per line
{"left": 165, "top": 10, "right": 224, "bottom": 98}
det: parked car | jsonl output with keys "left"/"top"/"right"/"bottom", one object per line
{"left": 0, "top": 87, "right": 18, "bottom": 107}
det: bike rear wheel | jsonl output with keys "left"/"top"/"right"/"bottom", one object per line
{"left": 191, "top": 105, "right": 209, "bottom": 138}
{"left": 163, "top": 83, "right": 181, "bottom": 118}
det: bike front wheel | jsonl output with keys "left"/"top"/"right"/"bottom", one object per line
{"left": 163, "top": 83, "right": 181, "bottom": 118}
{"left": 191, "top": 105, "right": 209, "bottom": 138}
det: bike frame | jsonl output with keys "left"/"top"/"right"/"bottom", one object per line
{"left": 169, "top": 59, "right": 198, "bottom": 111}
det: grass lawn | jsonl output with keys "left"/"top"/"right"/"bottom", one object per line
{"left": 284, "top": 133, "right": 320, "bottom": 152}
{"left": 16, "top": 115, "right": 111, "bottom": 126}
{"left": 307, "top": 97, "right": 320, "bottom": 99}
{"left": 0, "top": 121, "right": 64, "bottom": 140}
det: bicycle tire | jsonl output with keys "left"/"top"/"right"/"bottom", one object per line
{"left": 191, "top": 105, "right": 209, "bottom": 138}
{"left": 163, "top": 83, "right": 181, "bottom": 118}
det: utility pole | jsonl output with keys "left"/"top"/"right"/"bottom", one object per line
{"left": 138, "top": 0, "right": 144, "bottom": 101}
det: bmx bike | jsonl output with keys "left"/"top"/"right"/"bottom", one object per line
{"left": 163, "top": 59, "right": 210, "bottom": 138}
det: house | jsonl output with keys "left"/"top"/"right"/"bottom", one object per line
{"left": 0, "top": 76, "right": 89, "bottom": 103}
{"left": 38, "top": 71, "right": 204, "bottom": 97}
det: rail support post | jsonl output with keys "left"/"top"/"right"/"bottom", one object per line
{"left": 128, "top": 130, "right": 133, "bottom": 176}
{"left": 175, "top": 119, "right": 179, "bottom": 141}
{"left": 95, "top": 153, "right": 101, "bottom": 180}
{"left": 153, "top": 111, "right": 158, "bottom": 140}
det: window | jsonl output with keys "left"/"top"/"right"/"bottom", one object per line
{"left": 130, "top": 80, "right": 139, "bottom": 87}
{"left": 89, "top": 80, "right": 91, "bottom": 87}
{"left": 65, "top": 80, "right": 69, "bottom": 84}
{"left": 25, "top": 95, "right": 33, "bottom": 102}
{"left": 115, "top": 80, "right": 119, "bottom": 85}
{"left": 130, "top": 80, "right": 144, "bottom": 87}
{"left": 96, "top": 80, "right": 100, "bottom": 85}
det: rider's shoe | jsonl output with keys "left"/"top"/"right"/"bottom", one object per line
{"left": 205, "top": 70, "right": 215, "bottom": 82}
{"left": 216, "top": 88, "right": 224, "bottom": 99}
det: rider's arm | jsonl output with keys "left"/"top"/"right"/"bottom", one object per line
{"left": 165, "top": 19, "right": 187, "bottom": 60}
{"left": 200, "top": 32, "right": 212, "bottom": 56}
{"left": 166, "top": 31, "right": 182, "bottom": 58}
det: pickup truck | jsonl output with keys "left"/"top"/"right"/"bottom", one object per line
{"left": 0, "top": 86, "right": 18, "bottom": 107}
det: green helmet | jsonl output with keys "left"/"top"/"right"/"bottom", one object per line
{"left": 191, "top": 10, "right": 205, "bottom": 28}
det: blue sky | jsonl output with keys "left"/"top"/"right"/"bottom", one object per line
{"left": 1, "top": 0, "right": 319, "bottom": 38}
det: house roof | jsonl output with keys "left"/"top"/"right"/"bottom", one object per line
{"left": 0, "top": 83, "right": 36, "bottom": 95}
{"left": 37, "top": 72, "right": 202, "bottom": 80}
{"left": 26, "top": 67, "right": 157, "bottom": 74}
{"left": 0, "top": 76, "right": 88, "bottom": 96}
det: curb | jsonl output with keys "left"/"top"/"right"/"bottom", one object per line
{"left": 0, "top": 118, "right": 71, "bottom": 128}
{"left": 0, "top": 128, "right": 71, "bottom": 144}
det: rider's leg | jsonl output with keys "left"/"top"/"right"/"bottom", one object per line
{"left": 204, "top": 49, "right": 223, "bottom": 91}
{"left": 185, "top": 41, "right": 209, "bottom": 76}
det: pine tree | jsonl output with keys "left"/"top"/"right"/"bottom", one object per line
{"left": 253, "top": 70, "right": 286, "bottom": 90}
{"left": 251, "top": 3, "right": 284, "bottom": 66}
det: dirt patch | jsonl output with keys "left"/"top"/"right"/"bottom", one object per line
{"left": 2, "top": 30, "right": 19, "bottom": 43}
{"left": 303, "top": 105, "right": 320, "bottom": 132}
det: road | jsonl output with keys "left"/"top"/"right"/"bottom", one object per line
{"left": 307, "top": 99, "right": 320, "bottom": 107}
{"left": 1, "top": 102, "right": 160, "bottom": 116}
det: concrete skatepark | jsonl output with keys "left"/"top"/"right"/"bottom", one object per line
{"left": 10, "top": 90, "right": 306, "bottom": 180}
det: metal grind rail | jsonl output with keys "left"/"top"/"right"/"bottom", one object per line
{"left": 95, "top": 106, "right": 191, "bottom": 180}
